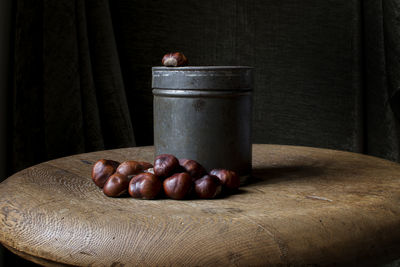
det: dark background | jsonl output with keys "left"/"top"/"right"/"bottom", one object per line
{"left": 1, "top": 0, "right": 400, "bottom": 266}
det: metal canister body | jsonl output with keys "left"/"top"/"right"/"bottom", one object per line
{"left": 152, "top": 66, "right": 253, "bottom": 177}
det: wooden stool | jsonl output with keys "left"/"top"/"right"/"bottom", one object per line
{"left": 1, "top": 144, "right": 400, "bottom": 266}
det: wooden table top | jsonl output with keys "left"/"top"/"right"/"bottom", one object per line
{"left": 1, "top": 144, "right": 400, "bottom": 266}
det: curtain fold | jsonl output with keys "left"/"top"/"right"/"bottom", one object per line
{"left": 83, "top": 0, "right": 135, "bottom": 149}
{"left": 10, "top": 0, "right": 135, "bottom": 174}
{"left": 363, "top": 0, "right": 400, "bottom": 162}
{"left": 383, "top": 0, "right": 400, "bottom": 121}
{"left": 12, "top": 0, "right": 45, "bottom": 174}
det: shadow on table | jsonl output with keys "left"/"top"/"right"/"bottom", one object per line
{"left": 247, "top": 164, "right": 327, "bottom": 186}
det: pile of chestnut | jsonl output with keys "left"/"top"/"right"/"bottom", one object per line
{"left": 91, "top": 154, "right": 240, "bottom": 200}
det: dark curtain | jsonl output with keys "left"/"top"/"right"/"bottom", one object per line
{"left": 9, "top": 0, "right": 400, "bottom": 172}
{"left": 364, "top": 0, "right": 400, "bottom": 161}
{"left": 110, "top": 0, "right": 400, "bottom": 162}
{"left": 9, "top": 0, "right": 135, "bottom": 175}
{"left": 3, "top": 0, "right": 400, "bottom": 265}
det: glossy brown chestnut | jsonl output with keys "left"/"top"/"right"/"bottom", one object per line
{"left": 139, "top": 161, "right": 153, "bottom": 170}
{"left": 103, "top": 173, "right": 130, "bottom": 197}
{"left": 210, "top": 169, "right": 240, "bottom": 190}
{"left": 116, "top": 161, "right": 151, "bottom": 178}
{"left": 129, "top": 173, "right": 162, "bottom": 199}
{"left": 154, "top": 154, "right": 180, "bottom": 178}
{"left": 144, "top": 168, "right": 155, "bottom": 174}
{"left": 179, "top": 159, "right": 206, "bottom": 180}
{"left": 91, "top": 159, "right": 120, "bottom": 188}
{"left": 194, "top": 175, "right": 222, "bottom": 199}
{"left": 163, "top": 172, "right": 192, "bottom": 200}
{"left": 162, "top": 52, "right": 188, "bottom": 67}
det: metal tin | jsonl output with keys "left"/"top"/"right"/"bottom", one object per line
{"left": 152, "top": 66, "right": 253, "bottom": 178}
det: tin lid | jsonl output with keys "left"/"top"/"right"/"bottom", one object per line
{"left": 152, "top": 66, "right": 253, "bottom": 90}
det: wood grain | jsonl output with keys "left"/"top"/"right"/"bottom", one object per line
{"left": 1, "top": 144, "right": 400, "bottom": 266}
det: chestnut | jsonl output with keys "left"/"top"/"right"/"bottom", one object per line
{"left": 91, "top": 159, "right": 120, "bottom": 188}
{"left": 154, "top": 154, "right": 180, "bottom": 178}
{"left": 139, "top": 161, "right": 153, "bottom": 170}
{"left": 163, "top": 172, "right": 192, "bottom": 200}
{"left": 129, "top": 173, "right": 162, "bottom": 199}
{"left": 210, "top": 169, "right": 240, "bottom": 190}
{"left": 116, "top": 160, "right": 151, "bottom": 178}
{"left": 162, "top": 52, "right": 188, "bottom": 67}
{"left": 179, "top": 159, "right": 206, "bottom": 180}
{"left": 194, "top": 175, "right": 222, "bottom": 199}
{"left": 144, "top": 168, "right": 155, "bottom": 174}
{"left": 103, "top": 173, "right": 130, "bottom": 197}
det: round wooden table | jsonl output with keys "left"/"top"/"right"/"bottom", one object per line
{"left": 1, "top": 144, "right": 400, "bottom": 266}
